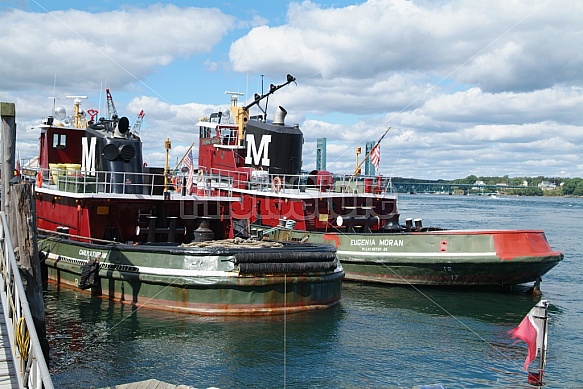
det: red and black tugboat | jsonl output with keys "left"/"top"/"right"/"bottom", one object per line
{"left": 32, "top": 90, "right": 343, "bottom": 315}
{"left": 192, "top": 74, "right": 563, "bottom": 287}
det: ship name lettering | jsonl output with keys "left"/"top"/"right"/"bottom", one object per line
{"left": 379, "top": 239, "right": 404, "bottom": 247}
{"left": 350, "top": 239, "right": 375, "bottom": 246}
{"left": 79, "top": 249, "right": 103, "bottom": 258}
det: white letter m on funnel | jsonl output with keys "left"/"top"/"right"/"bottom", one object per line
{"left": 245, "top": 134, "right": 271, "bottom": 166}
{"left": 81, "top": 137, "right": 97, "bottom": 176}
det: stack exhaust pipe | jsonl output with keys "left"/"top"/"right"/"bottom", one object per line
{"left": 273, "top": 106, "right": 287, "bottom": 125}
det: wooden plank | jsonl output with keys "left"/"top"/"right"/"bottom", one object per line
{"left": 99, "top": 379, "right": 197, "bottom": 389}
{"left": 0, "top": 298, "right": 18, "bottom": 389}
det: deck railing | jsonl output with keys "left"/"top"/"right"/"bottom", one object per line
{"left": 34, "top": 167, "right": 234, "bottom": 198}
{"left": 203, "top": 166, "right": 390, "bottom": 195}
{"left": 33, "top": 165, "right": 392, "bottom": 197}
{"left": 0, "top": 211, "right": 54, "bottom": 389}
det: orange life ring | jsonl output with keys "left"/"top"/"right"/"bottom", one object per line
{"left": 272, "top": 176, "right": 282, "bottom": 193}
{"left": 172, "top": 176, "right": 182, "bottom": 192}
{"left": 36, "top": 171, "right": 43, "bottom": 188}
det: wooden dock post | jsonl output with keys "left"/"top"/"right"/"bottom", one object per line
{"left": 1, "top": 102, "right": 16, "bottom": 214}
{"left": 1, "top": 102, "right": 49, "bottom": 362}
{"left": 9, "top": 183, "right": 49, "bottom": 361}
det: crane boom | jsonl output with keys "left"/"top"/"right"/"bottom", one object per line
{"left": 106, "top": 88, "right": 118, "bottom": 120}
{"left": 132, "top": 109, "right": 145, "bottom": 135}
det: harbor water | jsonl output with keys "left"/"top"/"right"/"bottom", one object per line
{"left": 45, "top": 195, "right": 582, "bottom": 388}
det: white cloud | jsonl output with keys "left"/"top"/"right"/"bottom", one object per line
{"left": 4, "top": 1, "right": 583, "bottom": 180}
{"left": 230, "top": 0, "right": 583, "bottom": 91}
{"left": 0, "top": 5, "right": 234, "bottom": 91}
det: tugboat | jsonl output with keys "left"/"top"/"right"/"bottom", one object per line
{"left": 192, "top": 74, "right": 563, "bottom": 287}
{"left": 32, "top": 90, "right": 343, "bottom": 315}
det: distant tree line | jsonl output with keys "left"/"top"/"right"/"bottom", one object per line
{"left": 559, "top": 177, "right": 583, "bottom": 196}
{"left": 390, "top": 175, "right": 583, "bottom": 197}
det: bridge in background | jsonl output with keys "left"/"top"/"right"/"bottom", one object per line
{"left": 389, "top": 181, "right": 530, "bottom": 194}
{"left": 331, "top": 175, "right": 534, "bottom": 195}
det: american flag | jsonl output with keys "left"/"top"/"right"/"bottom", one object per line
{"left": 370, "top": 143, "right": 380, "bottom": 171}
{"left": 184, "top": 150, "right": 194, "bottom": 194}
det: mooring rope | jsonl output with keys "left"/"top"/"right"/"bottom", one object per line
{"left": 16, "top": 317, "right": 30, "bottom": 360}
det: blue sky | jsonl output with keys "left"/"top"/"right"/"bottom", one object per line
{"left": 1, "top": 0, "right": 583, "bottom": 180}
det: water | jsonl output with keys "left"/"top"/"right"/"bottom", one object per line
{"left": 45, "top": 195, "right": 582, "bottom": 388}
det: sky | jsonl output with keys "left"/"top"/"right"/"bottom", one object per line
{"left": 1, "top": 0, "right": 582, "bottom": 180}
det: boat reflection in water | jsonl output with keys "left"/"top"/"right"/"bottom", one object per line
{"left": 45, "top": 282, "right": 344, "bottom": 388}
{"left": 341, "top": 282, "right": 562, "bottom": 324}
{"left": 46, "top": 281, "right": 563, "bottom": 388}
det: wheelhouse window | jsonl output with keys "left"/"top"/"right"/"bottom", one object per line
{"left": 200, "top": 126, "right": 211, "bottom": 138}
{"left": 52, "top": 133, "right": 67, "bottom": 149}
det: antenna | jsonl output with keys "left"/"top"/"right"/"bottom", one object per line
{"left": 243, "top": 74, "right": 296, "bottom": 111}
{"left": 225, "top": 91, "right": 244, "bottom": 106}
{"left": 48, "top": 96, "right": 60, "bottom": 116}
{"left": 99, "top": 81, "right": 104, "bottom": 121}
{"left": 51, "top": 74, "right": 57, "bottom": 114}
{"left": 66, "top": 96, "right": 88, "bottom": 128}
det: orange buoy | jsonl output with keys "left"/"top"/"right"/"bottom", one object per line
{"left": 36, "top": 171, "right": 43, "bottom": 187}
{"left": 272, "top": 176, "right": 282, "bottom": 193}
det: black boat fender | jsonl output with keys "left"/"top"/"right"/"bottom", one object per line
{"left": 234, "top": 248, "right": 338, "bottom": 275}
{"left": 234, "top": 250, "right": 336, "bottom": 264}
{"left": 526, "top": 276, "right": 542, "bottom": 296}
{"left": 238, "top": 261, "right": 338, "bottom": 275}
{"left": 79, "top": 259, "right": 100, "bottom": 290}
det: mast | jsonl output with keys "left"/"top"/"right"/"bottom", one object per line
{"left": 346, "top": 127, "right": 391, "bottom": 187}
{"left": 66, "top": 95, "right": 88, "bottom": 128}
{"left": 509, "top": 299, "right": 551, "bottom": 387}
{"left": 230, "top": 74, "right": 296, "bottom": 146}
{"left": 171, "top": 142, "right": 196, "bottom": 175}
{"left": 164, "top": 138, "right": 171, "bottom": 199}
{"left": 535, "top": 300, "right": 549, "bottom": 387}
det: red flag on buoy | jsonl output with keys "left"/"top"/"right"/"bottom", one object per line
{"left": 508, "top": 300, "right": 547, "bottom": 371}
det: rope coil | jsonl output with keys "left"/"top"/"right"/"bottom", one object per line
{"left": 16, "top": 317, "right": 30, "bottom": 360}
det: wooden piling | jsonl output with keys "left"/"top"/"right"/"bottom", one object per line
{"left": 9, "top": 183, "right": 49, "bottom": 361}
{"left": 1, "top": 102, "right": 49, "bottom": 362}
{"left": 1, "top": 102, "right": 16, "bottom": 213}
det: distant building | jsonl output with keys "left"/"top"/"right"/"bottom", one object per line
{"left": 472, "top": 180, "right": 486, "bottom": 190}
{"left": 538, "top": 181, "right": 557, "bottom": 191}
{"left": 316, "top": 138, "right": 326, "bottom": 171}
